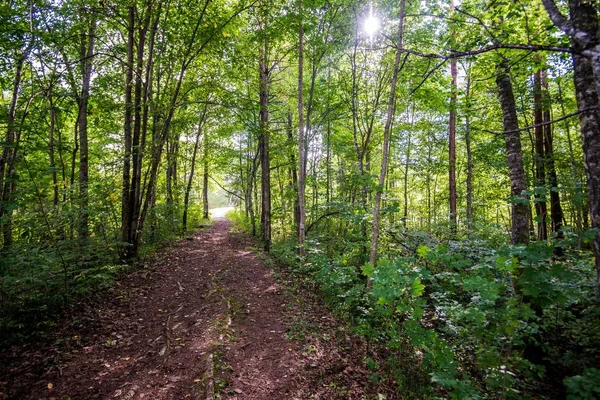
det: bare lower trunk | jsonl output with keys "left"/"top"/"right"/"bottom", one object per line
{"left": 203, "top": 137, "right": 209, "bottom": 220}
{"left": 287, "top": 111, "right": 300, "bottom": 230}
{"left": 403, "top": 104, "right": 415, "bottom": 228}
{"left": 259, "top": 27, "right": 271, "bottom": 252}
{"left": 542, "top": 72, "right": 564, "bottom": 238}
{"left": 533, "top": 69, "right": 548, "bottom": 241}
{"left": 542, "top": 0, "right": 600, "bottom": 297}
{"left": 496, "top": 61, "right": 529, "bottom": 245}
{"left": 448, "top": 0, "right": 457, "bottom": 232}
{"left": 465, "top": 72, "right": 474, "bottom": 230}
{"left": 77, "top": 12, "right": 96, "bottom": 241}
{"left": 0, "top": 51, "right": 27, "bottom": 248}
{"left": 183, "top": 106, "right": 208, "bottom": 231}
{"left": 121, "top": 5, "right": 135, "bottom": 260}
{"left": 49, "top": 97, "right": 59, "bottom": 207}
{"left": 297, "top": 0, "right": 306, "bottom": 258}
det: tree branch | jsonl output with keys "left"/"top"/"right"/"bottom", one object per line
{"left": 305, "top": 211, "right": 341, "bottom": 235}
{"left": 481, "top": 106, "right": 597, "bottom": 135}
{"left": 209, "top": 175, "right": 244, "bottom": 201}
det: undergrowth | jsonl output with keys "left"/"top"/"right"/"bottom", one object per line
{"left": 0, "top": 205, "right": 211, "bottom": 347}
{"left": 228, "top": 208, "right": 600, "bottom": 399}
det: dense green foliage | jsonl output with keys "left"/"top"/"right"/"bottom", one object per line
{"left": 2, "top": 0, "right": 600, "bottom": 397}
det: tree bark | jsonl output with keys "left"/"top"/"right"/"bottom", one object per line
{"left": 77, "top": 9, "right": 96, "bottom": 241}
{"left": 533, "top": 69, "right": 548, "bottom": 241}
{"left": 403, "top": 103, "right": 414, "bottom": 228}
{"left": 448, "top": 0, "right": 457, "bottom": 232}
{"left": 49, "top": 94, "right": 59, "bottom": 207}
{"left": 183, "top": 104, "right": 208, "bottom": 231}
{"left": 203, "top": 134, "right": 209, "bottom": 220}
{"left": 287, "top": 110, "right": 300, "bottom": 230}
{"left": 0, "top": 47, "right": 28, "bottom": 247}
{"left": 496, "top": 60, "right": 529, "bottom": 245}
{"left": 542, "top": 0, "right": 600, "bottom": 295}
{"left": 297, "top": 0, "right": 306, "bottom": 259}
{"left": 121, "top": 5, "right": 135, "bottom": 260}
{"left": 257, "top": 11, "right": 271, "bottom": 252}
{"left": 542, "top": 72, "right": 564, "bottom": 239}
{"left": 465, "top": 70, "right": 474, "bottom": 230}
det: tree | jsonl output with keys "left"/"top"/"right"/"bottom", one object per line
{"left": 369, "top": 0, "right": 407, "bottom": 278}
{"left": 448, "top": 0, "right": 457, "bottom": 232}
{"left": 496, "top": 60, "right": 529, "bottom": 245}
{"left": 542, "top": 0, "right": 600, "bottom": 295}
{"left": 297, "top": 0, "right": 306, "bottom": 259}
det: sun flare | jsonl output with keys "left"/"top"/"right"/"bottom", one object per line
{"left": 364, "top": 14, "right": 380, "bottom": 38}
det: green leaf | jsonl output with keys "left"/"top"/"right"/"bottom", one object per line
{"left": 410, "top": 278, "right": 425, "bottom": 297}
{"left": 417, "top": 245, "right": 430, "bottom": 258}
{"left": 361, "top": 262, "right": 374, "bottom": 278}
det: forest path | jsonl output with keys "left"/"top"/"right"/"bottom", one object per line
{"left": 3, "top": 218, "right": 373, "bottom": 400}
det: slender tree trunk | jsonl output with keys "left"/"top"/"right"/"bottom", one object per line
{"left": 0, "top": 51, "right": 27, "bottom": 248}
{"left": 465, "top": 71, "right": 474, "bottom": 230}
{"left": 166, "top": 137, "right": 179, "bottom": 217}
{"left": 121, "top": 5, "right": 135, "bottom": 260}
{"left": 369, "top": 0, "right": 407, "bottom": 280}
{"left": 533, "top": 69, "right": 548, "bottom": 240}
{"left": 557, "top": 79, "right": 583, "bottom": 239}
{"left": 541, "top": 72, "right": 564, "bottom": 239}
{"left": 203, "top": 134, "right": 209, "bottom": 220}
{"left": 297, "top": 0, "right": 306, "bottom": 258}
{"left": 49, "top": 95, "right": 59, "bottom": 207}
{"left": 259, "top": 23, "right": 271, "bottom": 252}
{"left": 287, "top": 110, "right": 300, "bottom": 230}
{"left": 183, "top": 105, "right": 208, "bottom": 231}
{"left": 77, "top": 12, "right": 96, "bottom": 241}
{"left": 448, "top": 0, "right": 457, "bottom": 232}
{"left": 246, "top": 136, "right": 259, "bottom": 237}
{"left": 496, "top": 60, "right": 529, "bottom": 245}
{"left": 403, "top": 103, "right": 414, "bottom": 228}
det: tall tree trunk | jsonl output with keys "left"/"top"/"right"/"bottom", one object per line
{"left": 202, "top": 134, "right": 209, "bottom": 220}
{"left": 166, "top": 137, "right": 179, "bottom": 218}
{"left": 287, "top": 110, "right": 300, "bottom": 230}
{"left": 542, "top": 0, "right": 600, "bottom": 297}
{"left": 465, "top": 70, "right": 474, "bottom": 230}
{"left": 77, "top": 9, "right": 97, "bottom": 241}
{"left": 533, "top": 69, "right": 548, "bottom": 241}
{"left": 0, "top": 49, "right": 28, "bottom": 248}
{"left": 246, "top": 136, "right": 259, "bottom": 237}
{"left": 496, "top": 60, "right": 529, "bottom": 245}
{"left": 48, "top": 92, "right": 59, "bottom": 208}
{"left": 542, "top": 72, "right": 564, "bottom": 238}
{"left": 297, "top": 0, "right": 306, "bottom": 258}
{"left": 259, "top": 23, "right": 271, "bottom": 252}
{"left": 403, "top": 103, "right": 414, "bottom": 228}
{"left": 448, "top": 0, "right": 457, "bottom": 232}
{"left": 368, "top": 0, "right": 407, "bottom": 279}
{"left": 121, "top": 5, "right": 135, "bottom": 260}
{"left": 183, "top": 105, "right": 208, "bottom": 231}
{"left": 557, "top": 78, "right": 583, "bottom": 239}
{"left": 128, "top": 3, "right": 154, "bottom": 249}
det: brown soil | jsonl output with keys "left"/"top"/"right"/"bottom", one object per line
{"left": 0, "top": 219, "right": 383, "bottom": 400}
